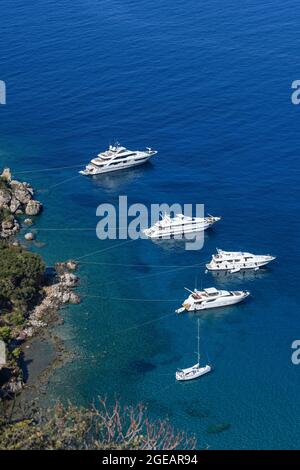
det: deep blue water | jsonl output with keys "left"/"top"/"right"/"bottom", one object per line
{"left": 1, "top": 0, "right": 300, "bottom": 449}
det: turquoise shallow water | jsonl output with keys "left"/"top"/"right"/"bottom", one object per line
{"left": 1, "top": 0, "right": 300, "bottom": 449}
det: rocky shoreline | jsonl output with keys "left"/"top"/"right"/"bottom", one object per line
{"left": 0, "top": 167, "right": 42, "bottom": 239}
{"left": 0, "top": 168, "right": 81, "bottom": 399}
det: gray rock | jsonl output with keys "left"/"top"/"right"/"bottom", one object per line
{"left": 24, "top": 232, "right": 35, "bottom": 241}
{"left": 2, "top": 218, "right": 14, "bottom": 230}
{"left": 69, "top": 292, "right": 81, "bottom": 304}
{"left": 24, "top": 218, "right": 33, "bottom": 225}
{"left": 61, "top": 292, "right": 71, "bottom": 304}
{"left": 25, "top": 199, "right": 42, "bottom": 216}
{"left": 1, "top": 167, "right": 12, "bottom": 182}
{"left": 0, "top": 340, "right": 6, "bottom": 369}
{"left": 8, "top": 379, "right": 24, "bottom": 394}
{"left": 66, "top": 260, "right": 78, "bottom": 271}
{"left": 0, "top": 188, "right": 11, "bottom": 209}
{"left": 60, "top": 272, "right": 79, "bottom": 287}
{"left": 1, "top": 218, "right": 20, "bottom": 237}
{"left": 10, "top": 180, "right": 34, "bottom": 203}
{"left": 9, "top": 196, "right": 21, "bottom": 214}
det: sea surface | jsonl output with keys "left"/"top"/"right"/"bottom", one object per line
{"left": 1, "top": 0, "right": 300, "bottom": 449}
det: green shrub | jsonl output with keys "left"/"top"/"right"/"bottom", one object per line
{"left": 0, "top": 326, "right": 11, "bottom": 342}
{"left": 11, "top": 347, "right": 21, "bottom": 359}
{"left": 0, "top": 241, "right": 45, "bottom": 313}
{"left": 8, "top": 309, "right": 25, "bottom": 326}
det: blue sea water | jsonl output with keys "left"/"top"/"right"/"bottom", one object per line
{"left": 1, "top": 0, "right": 300, "bottom": 449}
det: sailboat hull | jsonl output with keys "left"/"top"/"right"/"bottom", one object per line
{"left": 176, "top": 364, "right": 211, "bottom": 381}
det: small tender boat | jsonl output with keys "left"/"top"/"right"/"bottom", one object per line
{"left": 176, "top": 286, "right": 250, "bottom": 314}
{"left": 176, "top": 319, "right": 211, "bottom": 381}
{"left": 80, "top": 142, "right": 157, "bottom": 176}
{"left": 143, "top": 213, "right": 221, "bottom": 239}
{"left": 206, "top": 248, "right": 276, "bottom": 272}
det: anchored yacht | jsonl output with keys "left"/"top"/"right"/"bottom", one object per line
{"left": 143, "top": 213, "right": 221, "bottom": 239}
{"left": 176, "top": 319, "right": 211, "bottom": 381}
{"left": 176, "top": 287, "right": 250, "bottom": 314}
{"left": 206, "top": 249, "right": 276, "bottom": 273}
{"left": 79, "top": 142, "right": 157, "bottom": 176}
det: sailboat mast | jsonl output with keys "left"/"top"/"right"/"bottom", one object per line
{"left": 197, "top": 319, "right": 200, "bottom": 363}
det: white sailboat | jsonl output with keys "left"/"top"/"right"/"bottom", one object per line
{"left": 176, "top": 319, "right": 211, "bottom": 381}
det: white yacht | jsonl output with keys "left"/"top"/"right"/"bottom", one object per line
{"left": 176, "top": 287, "right": 250, "bottom": 314}
{"left": 176, "top": 319, "right": 211, "bottom": 381}
{"left": 79, "top": 142, "right": 157, "bottom": 176}
{"left": 206, "top": 249, "right": 276, "bottom": 273}
{"left": 143, "top": 213, "right": 221, "bottom": 239}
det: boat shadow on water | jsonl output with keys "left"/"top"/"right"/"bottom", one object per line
{"left": 88, "top": 162, "right": 155, "bottom": 192}
{"left": 207, "top": 266, "right": 273, "bottom": 285}
{"left": 186, "top": 300, "right": 253, "bottom": 321}
{"left": 150, "top": 230, "right": 216, "bottom": 253}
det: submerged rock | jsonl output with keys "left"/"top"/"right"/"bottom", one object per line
{"left": 207, "top": 423, "right": 231, "bottom": 434}
{"left": 24, "top": 218, "right": 33, "bottom": 225}
{"left": 69, "top": 292, "right": 81, "bottom": 304}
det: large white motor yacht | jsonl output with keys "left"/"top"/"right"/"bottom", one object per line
{"left": 206, "top": 249, "right": 276, "bottom": 273}
{"left": 79, "top": 142, "right": 157, "bottom": 176}
{"left": 176, "top": 287, "right": 250, "bottom": 314}
{"left": 143, "top": 213, "right": 221, "bottom": 239}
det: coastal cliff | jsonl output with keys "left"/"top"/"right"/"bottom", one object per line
{"left": 0, "top": 168, "right": 80, "bottom": 398}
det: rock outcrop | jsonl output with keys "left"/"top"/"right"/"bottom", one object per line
{"left": 16, "top": 262, "right": 81, "bottom": 342}
{"left": 1, "top": 167, "right": 12, "bottom": 182}
{"left": 0, "top": 167, "right": 42, "bottom": 238}
{"left": 25, "top": 199, "right": 42, "bottom": 216}
{"left": 1, "top": 217, "right": 20, "bottom": 238}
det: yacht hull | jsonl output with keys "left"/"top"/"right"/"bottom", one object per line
{"left": 80, "top": 153, "right": 155, "bottom": 176}
{"left": 176, "top": 291, "right": 250, "bottom": 313}
{"left": 146, "top": 223, "right": 212, "bottom": 239}
{"left": 144, "top": 216, "right": 221, "bottom": 239}
{"left": 206, "top": 259, "right": 275, "bottom": 271}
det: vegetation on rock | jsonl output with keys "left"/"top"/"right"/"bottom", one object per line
{"left": 0, "top": 240, "right": 45, "bottom": 317}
